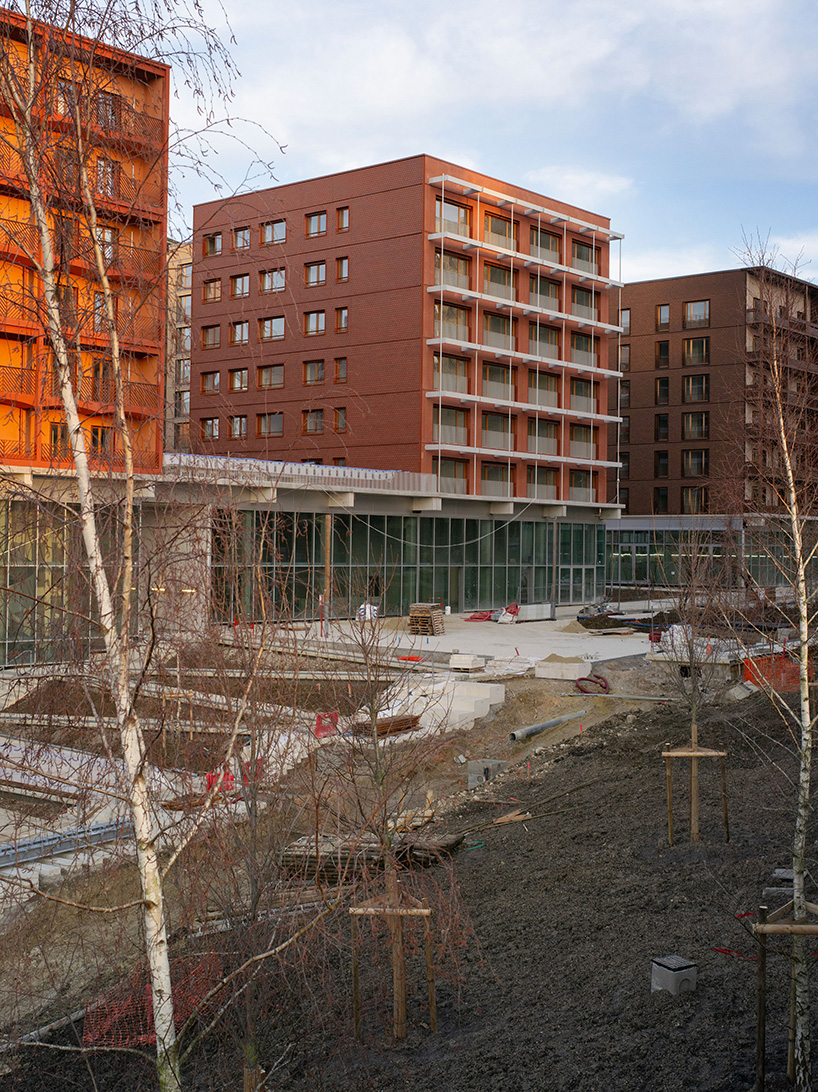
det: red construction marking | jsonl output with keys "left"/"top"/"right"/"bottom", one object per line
{"left": 398, "top": 655, "right": 424, "bottom": 662}
{"left": 315, "top": 711, "right": 339, "bottom": 738}
{"left": 206, "top": 768, "right": 234, "bottom": 792}
{"left": 734, "top": 911, "right": 757, "bottom": 919}
{"left": 711, "top": 947, "right": 756, "bottom": 960}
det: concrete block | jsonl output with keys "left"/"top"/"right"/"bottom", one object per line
{"left": 517, "top": 603, "right": 554, "bottom": 622}
{"left": 468, "top": 759, "right": 508, "bottom": 790}
{"left": 535, "top": 659, "right": 592, "bottom": 681}
{"left": 651, "top": 954, "right": 697, "bottom": 996}
{"left": 454, "top": 682, "right": 506, "bottom": 706}
{"left": 449, "top": 654, "right": 485, "bottom": 671}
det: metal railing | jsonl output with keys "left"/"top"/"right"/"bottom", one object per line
{"left": 436, "top": 270, "right": 470, "bottom": 290}
{"left": 571, "top": 257, "right": 599, "bottom": 275}
{"left": 483, "top": 329, "right": 515, "bottom": 351}
{"left": 435, "top": 217, "right": 470, "bottom": 238}
{"left": 484, "top": 230, "right": 515, "bottom": 250}
{"left": 527, "top": 483, "right": 559, "bottom": 500}
{"left": 527, "top": 436, "right": 558, "bottom": 455}
{"left": 433, "top": 424, "right": 469, "bottom": 445}
{"left": 0, "top": 365, "right": 36, "bottom": 397}
{"left": 436, "top": 320, "right": 470, "bottom": 342}
{"left": 569, "top": 441, "right": 596, "bottom": 459}
{"left": 570, "top": 395, "right": 596, "bottom": 414}
{"left": 572, "top": 304, "right": 598, "bottom": 321}
{"left": 482, "top": 429, "right": 513, "bottom": 451}
{"left": 483, "top": 279, "right": 516, "bottom": 301}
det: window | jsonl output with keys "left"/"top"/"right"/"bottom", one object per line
{"left": 484, "top": 263, "right": 514, "bottom": 299}
{"left": 91, "top": 425, "right": 111, "bottom": 453}
{"left": 653, "top": 487, "right": 668, "bottom": 514}
{"left": 96, "top": 225, "right": 117, "bottom": 264}
{"left": 435, "top": 196, "right": 470, "bottom": 237}
{"left": 571, "top": 285, "right": 597, "bottom": 319}
{"left": 654, "top": 450, "right": 669, "bottom": 477}
{"left": 569, "top": 423, "right": 595, "bottom": 457}
{"left": 436, "top": 251, "right": 471, "bottom": 290}
{"left": 481, "top": 462, "right": 509, "bottom": 491}
{"left": 337, "top": 207, "right": 349, "bottom": 232}
{"left": 435, "top": 405, "right": 469, "bottom": 444}
{"left": 335, "top": 307, "right": 348, "bottom": 333}
{"left": 620, "top": 308, "right": 631, "bottom": 335}
{"left": 484, "top": 312, "right": 513, "bottom": 349}
{"left": 230, "top": 321, "right": 249, "bottom": 346}
{"left": 260, "top": 268, "right": 285, "bottom": 293}
{"left": 655, "top": 414, "right": 669, "bottom": 441}
{"left": 175, "top": 359, "right": 190, "bottom": 386}
{"left": 258, "top": 364, "right": 284, "bottom": 389}
{"left": 336, "top": 256, "right": 349, "bottom": 282}
{"left": 304, "top": 360, "right": 324, "bottom": 385}
{"left": 178, "top": 327, "right": 191, "bottom": 352}
{"left": 434, "top": 353, "right": 469, "bottom": 393}
{"left": 334, "top": 407, "right": 346, "bottom": 432}
{"left": 571, "top": 331, "right": 597, "bottom": 364}
{"left": 682, "top": 411, "right": 709, "bottom": 439}
{"left": 684, "top": 300, "right": 710, "bottom": 328}
{"left": 655, "top": 377, "right": 669, "bottom": 404}
{"left": 619, "top": 344, "right": 630, "bottom": 370}
{"left": 571, "top": 240, "right": 599, "bottom": 274}
{"left": 261, "top": 220, "right": 286, "bottom": 244}
{"left": 50, "top": 421, "right": 69, "bottom": 452}
{"left": 203, "top": 232, "right": 222, "bottom": 257}
{"left": 259, "top": 316, "right": 285, "bottom": 340}
{"left": 484, "top": 212, "right": 515, "bottom": 249}
{"left": 95, "top": 90, "right": 121, "bottom": 129}
{"left": 305, "top": 261, "right": 326, "bottom": 286}
{"left": 655, "top": 341, "right": 669, "bottom": 368}
{"left": 530, "top": 323, "right": 559, "bottom": 358}
{"left": 178, "top": 263, "right": 192, "bottom": 290}
{"left": 682, "top": 486, "right": 708, "bottom": 514}
{"left": 529, "top": 275, "right": 559, "bottom": 310}
{"left": 92, "top": 292, "right": 108, "bottom": 332}
{"left": 483, "top": 362, "right": 515, "bottom": 399}
{"left": 57, "top": 79, "right": 78, "bottom": 115}
{"left": 434, "top": 301, "right": 470, "bottom": 340}
{"left": 334, "top": 357, "right": 347, "bottom": 383}
{"left": 233, "top": 226, "right": 250, "bottom": 250}
{"left": 656, "top": 304, "right": 669, "bottom": 331}
{"left": 303, "top": 409, "right": 324, "bottom": 433}
{"left": 201, "top": 371, "right": 220, "bottom": 394}
{"left": 229, "top": 415, "right": 247, "bottom": 439}
{"left": 334, "top": 457, "right": 346, "bottom": 466}
{"left": 201, "top": 417, "right": 219, "bottom": 440}
{"left": 530, "top": 227, "right": 560, "bottom": 263}
{"left": 620, "top": 415, "right": 630, "bottom": 442}
{"left": 682, "top": 337, "right": 710, "bottom": 366}
{"left": 203, "top": 278, "right": 221, "bottom": 302}
{"left": 304, "top": 310, "right": 325, "bottom": 336}
{"left": 306, "top": 211, "right": 327, "bottom": 237}
{"left": 620, "top": 452, "right": 630, "bottom": 479}
{"left": 202, "top": 325, "right": 220, "bottom": 349}
{"left": 527, "top": 418, "right": 558, "bottom": 454}
{"left": 230, "top": 273, "right": 250, "bottom": 298}
{"left": 618, "top": 380, "right": 629, "bottom": 408}
{"left": 229, "top": 368, "right": 248, "bottom": 392}
{"left": 683, "top": 374, "right": 709, "bottom": 402}
{"left": 174, "top": 390, "right": 190, "bottom": 416}
{"left": 258, "top": 412, "right": 283, "bottom": 437}
{"left": 619, "top": 487, "right": 629, "bottom": 512}
{"left": 528, "top": 370, "right": 558, "bottom": 406}
{"left": 682, "top": 449, "right": 709, "bottom": 477}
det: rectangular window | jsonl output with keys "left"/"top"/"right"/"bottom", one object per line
{"left": 682, "top": 411, "right": 709, "bottom": 439}
{"left": 484, "top": 263, "right": 514, "bottom": 300}
{"left": 683, "top": 337, "right": 710, "bottom": 366}
{"left": 656, "top": 303, "right": 669, "bottom": 331}
{"left": 655, "top": 413, "right": 669, "bottom": 441}
{"left": 483, "top": 362, "right": 515, "bottom": 400}
{"left": 620, "top": 415, "right": 630, "bottom": 442}
{"left": 229, "top": 368, "right": 248, "bottom": 392}
{"left": 229, "top": 415, "right": 247, "bottom": 439}
{"left": 201, "top": 371, "right": 220, "bottom": 394}
{"left": 528, "top": 370, "right": 558, "bottom": 406}
{"left": 619, "top": 344, "right": 630, "bottom": 370}
{"left": 527, "top": 417, "right": 558, "bottom": 454}
{"left": 337, "top": 207, "right": 349, "bottom": 232}
{"left": 434, "top": 301, "right": 470, "bottom": 340}
{"left": 305, "top": 261, "right": 326, "bottom": 286}
{"left": 336, "top": 256, "right": 349, "bottom": 282}
{"left": 230, "top": 273, "right": 250, "bottom": 298}
{"left": 620, "top": 451, "right": 630, "bottom": 479}
{"left": 203, "top": 232, "right": 222, "bottom": 257}
{"left": 304, "top": 360, "right": 324, "bottom": 385}
{"left": 230, "top": 321, "right": 249, "bottom": 346}
{"left": 435, "top": 197, "right": 470, "bottom": 237}
{"left": 201, "top": 417, "right": 219, "bottom": 440}
{"left": 529, "top": 275, "right": 560, "bottom": 310}
{"left": 655, "top": 377, "right": 669, "bottom": 405}
{"left": 481, "top": 463, "right": 509, "bottom": 494}
{"left": 260, "top": 220, "right": 285, "bottom": 244}
{"left": 484, "top": 212, "right": 515, "bottom": 249}
{"left": 434, "top": 457, "right": 468, "bottom": 491}
{"left": 334, "top": 407, "right": 346, "bottom": 432}
{"left": 654, "top": 450, "right": 669, "bottom": 477}
{"left": 335, "top": 357, "right": 347, "bottom": 383}
{"left": 653, "top": 487, "right": 668, "bottom": 514}
{"left": 178, "top": 327, "right": 191, "bottom": 352}
{"left": 571, "top": 285, "right": 598, "bottom": 320}
{"left": 684, "top": 300, "right": 710, "bottom": 328}
{"left": 571, "top": 240, "right": 599, "bottom": 274}
{"left": 655, "top": 341, "right": 669, "bottom": 368}
{"left": 434, "top": 405, "right": 469, "bottom": 444}
{"left": 202, "top": 325, "right": 220, "bottom": 349}
{"left": 620, "top": 380, "right": 630, "bottom": 408}
{"left": 682, "top": 449, "right": 710, "bottom": 477}
{"left": 177, "top": 263, "right": 192, "bottom": 290}
{"left": 258, "top": 412, "right": 283, "bottom": 437}
{"left": 571, "top": 331, "right": 597, "bottom": 365}
{"left": 335, "top": 307, "right": 348, "bottom": 333}
{"left": 303, "top": 409, "right": 324, "bottom": 433}
{"left": 304, "top": 310, "right": 326, "bottom": 335}
{"left": 681, "top": 486, "right": 708, "bottom": 514}
{"left": 306, "top": 211, "right": 327, "bottom": 237}
{"left": 620, "top": 308, "right": 631, "bottom": 335}
{"left": 530, "top": 227, "right": 560, "bottom": 263}
{"left": 436, "top": 251, "right": 471, "bottom": 290}
{"left": 260, "top": 268, "right": 285, "bottom": 293}
{"left": 174, "top": 390, "right": 190, "bottom": 416}
{"left": 334, "top": 457, "right": 346, "bottom": 466}
{"left": 175, "top": 359, "right": 190, "bottom": 386}
{"left": 683, "top": 374, "right": 710, "bottom": 402}
{"left": 233, "top": 226, "right": 250, "bottom": 250}
{"left": 90, "top": 425, "right": 111, "bottom": 453}
{"left": 529, "top": 323, "right": 559, "bottom": 359}
{"left": 177, "top": 295, "right": 192, "bottom": 323}
{"left": 259, "top": 316, "right": 285, "bottom": 340}
{"left": 483, "top": 312, "right": 513, "bottom": 350}
{"left": 203, "top": 278, "right": 221, "bottom": 302}
{"left": 434, "top": 353, "right": 469, "bottom": 393}
{"left": 258, "top": 364, "right": 284, "bottom": 389}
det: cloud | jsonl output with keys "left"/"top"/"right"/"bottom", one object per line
{"left": 523, "top": 167, "right": 633, "bottom": 211}
{"left": 621, "top": 244, "right": 731, "bottom": 284}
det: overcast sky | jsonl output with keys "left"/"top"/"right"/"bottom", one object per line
{"left": 171, "top": 0, "right": 818, "bottom": 283}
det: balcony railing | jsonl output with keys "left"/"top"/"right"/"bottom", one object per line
{"left": 569, "top": 486, "right": 595, "bottom": 502}
{"left": 570, "top": 395, "right": 596, "bottom": 414}
{"left": 92, "top": 172, "right": 164, "bottom": 214}
{"left": 0, "top": 437, "right": 33, "bottom": 460}
{"left": 527, "top": 387, "right": 559, "bottom": 407}
{"left": 437, "top": 476, "right": 467, "bottom": 494}
{"left": 483, "top": 329, "right": 515, "bottom": 351}
{"left": 483, "top": 379, "right": 515, "bottom": 400}
{"left": 56, "top": 98, "right": 164, "bottom": 148}
{"left": 527, "top": 482, "right": 559, "bottom": 500}
{"left": 484, "top": 230, "right": 515, "bottom": 250}
{"left": 435, "top": 374, "right": 469, "bottom": 394}
{"left": 436, "top": 321, "right": 470, "bottom": 342}
{"left": 484, "top": 279, "right": 515, "bottom": 302}
{"left": 436, "top": 270, "right": 471, "bottom": 291}
{"left": 571, "top": 349, "right": 597, "bottom": 368}
{"left": 482, "top": 429, "right": 513, "bottom": 451}
{"left": 433, "top": 424, "right": 469, "bottom": 445}
{"left": 0, "top": 365, "right": 36, "bottom": 398}
{"left": 571, "top": 304, "right": 598, "bottom": 321}
{"left": 436, "top": 217, "right": 470, "bottom": 238}
{"left": 571, "top": 257, "right": 599, "bottom": 275}
{"left": 532, "top": 293, "right": 560, "bottom": 312}
{"left": 43, "top": 440, "right": 161, "bottom": 472}
{"left": 527, "top": 435, "right": 558, "bottom": 455}
{"left": 0, "top": 216, "right": 40, "bottom": 262}
{"left": 74, "top": 377, "right": 160, "bottom": 411}
{"left": 569, "top": 441, "right": 596, "bottom": 460}
{"left": 482, "top": 478, "right": 510, "bottom": 497}
{"left": 529, "top": 339, "right": 560, "bottom": 361}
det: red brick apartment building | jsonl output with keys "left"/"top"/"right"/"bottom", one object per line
{"left": 189, "top": 154, "right": 622, "bottom": 504}
{"left": 610, "top": 268, "right": 818, "bottom": 514}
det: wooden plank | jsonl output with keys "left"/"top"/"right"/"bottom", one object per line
{"left": 349, "top": 906, "right": 433, "bottom": 917}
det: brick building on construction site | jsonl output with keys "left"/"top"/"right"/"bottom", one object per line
{"left": 188, "top": 154, "right": 623, "bottom": 507}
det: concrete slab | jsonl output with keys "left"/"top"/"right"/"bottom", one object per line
{"left": 535, "top": 659, "right": 593, "bottom": 681}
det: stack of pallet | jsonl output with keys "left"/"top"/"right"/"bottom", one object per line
{"left": 408, "top": 602, "right": 445, "bottom": 636}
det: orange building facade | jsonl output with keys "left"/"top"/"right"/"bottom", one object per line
{"left": 0, "top": 12, "right": 169, "bottom": 476}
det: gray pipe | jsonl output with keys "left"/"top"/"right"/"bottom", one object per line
{"left": 509, "top": 709, "right": 586, "bottom": 742}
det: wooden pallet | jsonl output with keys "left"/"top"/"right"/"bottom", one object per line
{"left": 408, "top": 603, "right": 445, "bottom": 636}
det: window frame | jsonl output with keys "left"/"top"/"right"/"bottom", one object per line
{"left": 304, "top": 310, "right": 326, "bottom": 336}
{"left": 260, "top": 220, "right": 286, "bottom": 245}
{"left": 230, "top": 273, "right": 250, "bottom": 299}
{"left": 656, "top": 303, "right": 670, "bottom": 332}
{"left": 202, "top": 278, "right": 221, "bottom": 302}
{"left": 305, "top": 211, "right": 327, "bottom": 238}
{"left": 201, "top": 416, "right": 219, "bottom": 440}
{"left": 201, "top": 370, "right": 220, "bottom": 394}
{"left": 201, "top": 325, "right": 221, "bottom": 350}
{"left": 202, "top": 232, "right": 222, "bottom": 257}
{"left": 305, "top": 261, "right": 327, "bottom": 287}
{"left": 683, "top": 374, "right": 710, "bottom": 403}
{"left": 258, "top": 364, "right": 284, "bottom": 390}
{"left": 303, "top": 408, "right": 324, "bottom": 434}
{"left": 336, "top": 256, "right": 349, "bottom": 282}
{"left": 655, "top": 377, "right": 669, "bottom": 405}
{"left": 333, "top": 407, "right": 347, "bottom": 433}
{"left": 336, "top": 207, "right": 349, "bottom": 232}
{"left": 257, "top": 411, "right": 283, "bottom": 437}
{"left": 260, "top": 268, "right": 285, "bottom": 293}
{"left": 229, "top": 368, "right": 248, "bottom": 392}
{"left": 230, "top": 320, "right": 249, "bottom": 346}
{"left": 259, "top": 315, "right": 285, "bottom": 341}
{"left": 229, "top": 415, "right": 248, "bottom": 440}
{"left": 334, "top": 357, "right": 347, "bottom": 383}
{"left": 303, "top": 360, "right": 325, "bottom": 385}
{"left": 683, "top": 300, "right": 710, "bottom": 329}
{"left": 335, "top": 307, "right": 349, "bottom": 333}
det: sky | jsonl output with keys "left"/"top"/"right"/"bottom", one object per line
{"left": 170, "top": 0, "right": 818, "bottom": 284}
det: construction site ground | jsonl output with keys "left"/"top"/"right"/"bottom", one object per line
{"left": 0, "top": 614, "right": 808, "bottom": 1090}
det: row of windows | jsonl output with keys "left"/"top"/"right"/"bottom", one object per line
{"left": 621, "top": 374, "right": 710, "bottom": 407}
{"left": 619, "top": 411, "right": 709, "bottom": 443}
{"left": 200, "top": 408, "right": 347, "bottom": 440}
{"left": 618, "top": 337, "right": 710, "bottom": 370}
{"left": 619, "top": 448, "right": 710, "bottom": 479}
{"left": 201, "top": 207, "right": 349, "bottom": 256}
{"left": 435, "top": 457, "right": 596, "bottom": 492}
{"left": 435, "top": 302, "right": 599, "bottom": 359}
{"left": 201, "top": 257, "right": 350, "bottom": 303}
{"left": 433, "top": 409, "right": 599, "bottom": 454}
{"left": 199, "top": 358, "right": 348, "bottom": 393}
{"left": 436, "top": 252, "right": 599, "bottom": 313}
{"left": 201, "top": 308, "right": 349, "bottom": 347}
{"left": 434, "top": 355, "right": 598, "bottom": 407}
{"left": 618, "top": 300, "right": 710, "bottom": 335}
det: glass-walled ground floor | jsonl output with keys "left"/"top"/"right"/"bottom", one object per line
{"left": 212, "top": 511, "right": 606, "bottom": 623}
